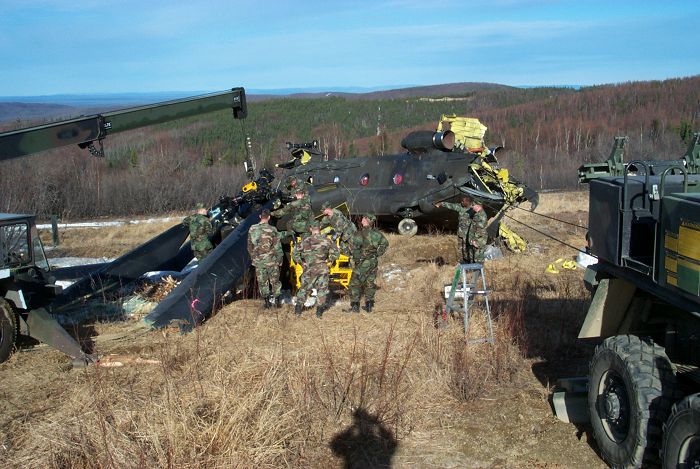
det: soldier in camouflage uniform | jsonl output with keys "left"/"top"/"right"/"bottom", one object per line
{"left": 284, "top": 176, "right": 305, "bottom": 197}
{"left": 271, "top": 187, "right": 314, "bottom": 235}
{"left": 436, "top": 196, "right": 488, "bottom": 263}
{"left": 320, "top": 201, "right": 357, "bottom": 254}
{"left": 347, "top": 214, "right": 389, "bottom": 313}
{"left": 183, "top": 203, "right": 214, "bottom": 261}
{"left": 293, "top": 221, "right": 340, "bottom": 318}
{"left": 247, "top": 209, "right": 283, "bottom": 309}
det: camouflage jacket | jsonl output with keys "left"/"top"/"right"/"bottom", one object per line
{"left": 293, "top": 232, "right": 339, "bottom": 269}
{"left": 247, "top": 222, "right": 283, "bottom": 264}
{"left": 442, "top": 202, "right": 488, "bottom": 245}
{"left": 468, "top": 208, "right": 488, "bottom": 247}
{"left": 272, "top": 194, "right": 313, "bottom": 233}
{"left": 182, "top": 214, "right": 213, "bottom": 248}
{"left": 285, "top": 176, "right": 307, "bottom": 194}
{"left": 321, "top": 208, "right": 357, "bottom": 239}
{"left": 441, "top": 202, "right": 471, "bottom": 237}
{"left": 351, "top": 227, "right": 389, "bottom": 262}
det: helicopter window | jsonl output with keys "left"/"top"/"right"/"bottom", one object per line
{"left": 393, "top": 173, "right": 404, "bottom": 185}
{"left": 359, "top": 173, "right": 370, "bottom": 186}
{"left": 333, "top": 176, "right": 340, "bottom": 183}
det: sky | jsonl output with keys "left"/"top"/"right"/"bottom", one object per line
{"left": 1, "top": 0, "right": 699, "bottom": 96}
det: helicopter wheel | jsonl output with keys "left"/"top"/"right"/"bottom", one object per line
{"left": 398, "top": 218, "right": 418, "bottom": 237}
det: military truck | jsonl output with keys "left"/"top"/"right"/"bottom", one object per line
{"left": 0, "top": 213, "right": 92, "bottom": 364}
{"left": 569, "top": 133, "right": 700, "bottom": 468}
{"left": 0, "top": 89, "right": 251, "bottom": 363}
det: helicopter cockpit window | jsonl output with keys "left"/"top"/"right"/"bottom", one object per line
{"left": 359, "top": 173, "right": 370, "bottom": 186}
{"left": 0, "top": 223, "right": 31, "bottom": 268}
{"left": 333, "top": 176, "right": 340, "bottom": 183}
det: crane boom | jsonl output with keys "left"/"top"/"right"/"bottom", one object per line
{"left": 0, "top": 87, "right": 246, "bottom": 161}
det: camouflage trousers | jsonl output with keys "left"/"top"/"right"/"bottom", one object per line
{"left": 458, "top": 235, "right": 485, "bottom": 264}
{"left": 192, "top": 239, "right": 213, "bottom": 261}
{"left": 348, "top": 258, "right": 379, "bottom": 302}
{"left": 296, "top": 264, "right": 331, "bottom": 306}
{"left": 339, "top": 237, "right": 353, "bottom": 257}
{"left": 254, "top": 262, "right": 282, "bottom": 298}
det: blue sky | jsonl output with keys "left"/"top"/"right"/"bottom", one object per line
{"left": 1, "top": 0, "right": 698, "bottom": 96}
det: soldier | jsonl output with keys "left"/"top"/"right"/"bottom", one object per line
{"left": 293, "top": 221, "right": 340, "bottom": 318}
{"left": 284, "top": 175, "right": 305, "bottom": 196}
{"left": 347, "top": 214, "right": 389, "bottom": 313}
{"left": 271, "top": 187, "right": 314, "bottom": 235}
{"left": 435, "top": 196, "right": 488, "bottom": 263}
{"left": 182, "top": 203, "right": 214, "bottom": 261}
{"left": 320, "top": 201, "right": 357, "bottom": 254}
{"left": 247, "top": 209, "right": 283, "bottom": 309}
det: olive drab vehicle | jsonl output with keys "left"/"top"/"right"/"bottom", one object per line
{"left": 276, "top": 115, "right": 538, "bottom": 250}
{"left": 0, "top": 88, "right": 255, "bottom": 364}
{"left": 555, "top": 133, "right": 700, "bottom": 468}
{"left": 0, "top": 214, "right": 91, "bottom": 365}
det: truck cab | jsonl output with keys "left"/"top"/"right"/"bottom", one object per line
{"left": 0, "top": 213, "right": 61, "bottom": 362}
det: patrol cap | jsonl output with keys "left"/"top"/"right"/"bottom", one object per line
{"left": 321, "top": 201, "right": 332, "bottom": 210}
{"left": 195, "top": 202, "right": 206, "bottom": 210}
{"left": 364, "top": 213, "right": 377, "bottom": 223}
{"left": 308, "top": 220, "right": 320, "bottom": 229}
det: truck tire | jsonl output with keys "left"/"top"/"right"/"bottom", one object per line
{"left": 661, "top": 394, "right": 700, "bottom": 468}
{"left": 588, "top": 335, "right": 677, "bottom": 468}
{"left": 0, "top": 299, "right": 18, "bottom": 363}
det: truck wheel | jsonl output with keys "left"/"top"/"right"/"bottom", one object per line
{"left": 588, "top": 335, "right": 677, "bottom": 468}
{"left": 662, "top": 394, "right": 700, "bottom": 468}
{"left": 0, "top": 299, "right": 18, "bottom": 363}
{"left": 398, "top": 218, "right": 418, "bottom": 237}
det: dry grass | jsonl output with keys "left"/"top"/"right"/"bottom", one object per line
{"left": 39, "top": 216, "right": 185, "bottom": 258}
{"left": 0, "top": 191, "right": 606, "bottom": 468}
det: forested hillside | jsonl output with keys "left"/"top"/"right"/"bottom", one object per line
{"left": 1, "top": 76, "right": 698, "bottom": 219}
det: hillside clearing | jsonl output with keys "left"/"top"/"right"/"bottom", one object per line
{"left": 1, "top": 191, "right": 605, "bottom": 468}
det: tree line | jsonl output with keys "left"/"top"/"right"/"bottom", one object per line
{"left": 1, "top": 76, "right": 698, "bottom": 219}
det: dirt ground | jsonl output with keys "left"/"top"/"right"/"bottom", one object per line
{"left": 1, "top": 191, "right": 607, "bottom": 468}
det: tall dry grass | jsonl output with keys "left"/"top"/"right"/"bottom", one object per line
{"left": 1, "top": 195, "right": 597, "bottom": 467}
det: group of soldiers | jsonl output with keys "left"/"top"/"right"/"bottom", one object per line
{"left": 182, "top": 177, "right": 486, "bottom": 320}
{"left": 244, "top": 177, "right": 388, "bottom": 318}
{"left": 183, "top": 178, "right": 389, "bottom": 318}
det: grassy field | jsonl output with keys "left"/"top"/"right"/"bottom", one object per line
{"left": 1, "top": 191, "right": 606, "bottom": 468}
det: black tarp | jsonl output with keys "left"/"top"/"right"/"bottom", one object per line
{"left": 52, "top": 223, "right": 190, "bottom": 309}
{"left": 144, "top": 203, "right": 271, "bottom": 331}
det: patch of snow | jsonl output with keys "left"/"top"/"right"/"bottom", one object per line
{"left": 37, "top": 216, "right": 179, "bottom": 230}
{"left": 576, "top": 250, "right": 598, "bottom": 269}
{"left": 382, "top": 263, "right": 405, "bottom": 282}
{"left": 49, "top": 256, "right": 113, "bottom": 268}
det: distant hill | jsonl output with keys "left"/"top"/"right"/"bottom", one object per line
{"left": 2, "top": 75, "right": 698, "bottom": 220}
{"left": 0, "top": 82, "right": 515, "bottom": 125}
{"left": 0, "top": 102, "right": 82, "bottom": 125}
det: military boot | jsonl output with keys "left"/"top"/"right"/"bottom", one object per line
{"left": 263, "top": 297, "right": 272, "bottom": 310}
{"left": 274, "top": 295, "right": 283, "bottom": 308}
{"left": 348, "top": 301, "right": 360, "bottom": 313}
{"left": 294, "top": 302, "right": 303, "bottom": 316}
{"left": 363, "top": 300, "right": 374, "bottom": 313}
{"left": 316, "top": 303, "right": 327, "bottom": 319}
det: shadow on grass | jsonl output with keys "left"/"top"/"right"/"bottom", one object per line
{"left": 330, "top": 408, "right": 398, "bottom": 469}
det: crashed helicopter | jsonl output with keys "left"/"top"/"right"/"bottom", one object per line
{"left": 0, "top": 90, "right": 536, "bottom": 364}
{"left": 275, "top": 115, "right": 538, "bottom": 248}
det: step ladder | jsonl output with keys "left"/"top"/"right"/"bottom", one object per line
{"left": 445, "top": 263, "right": 494, "bottom": 344}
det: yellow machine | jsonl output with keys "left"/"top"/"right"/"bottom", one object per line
{"left": 288, "top": 234, "right": 353, "bottom": 290}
